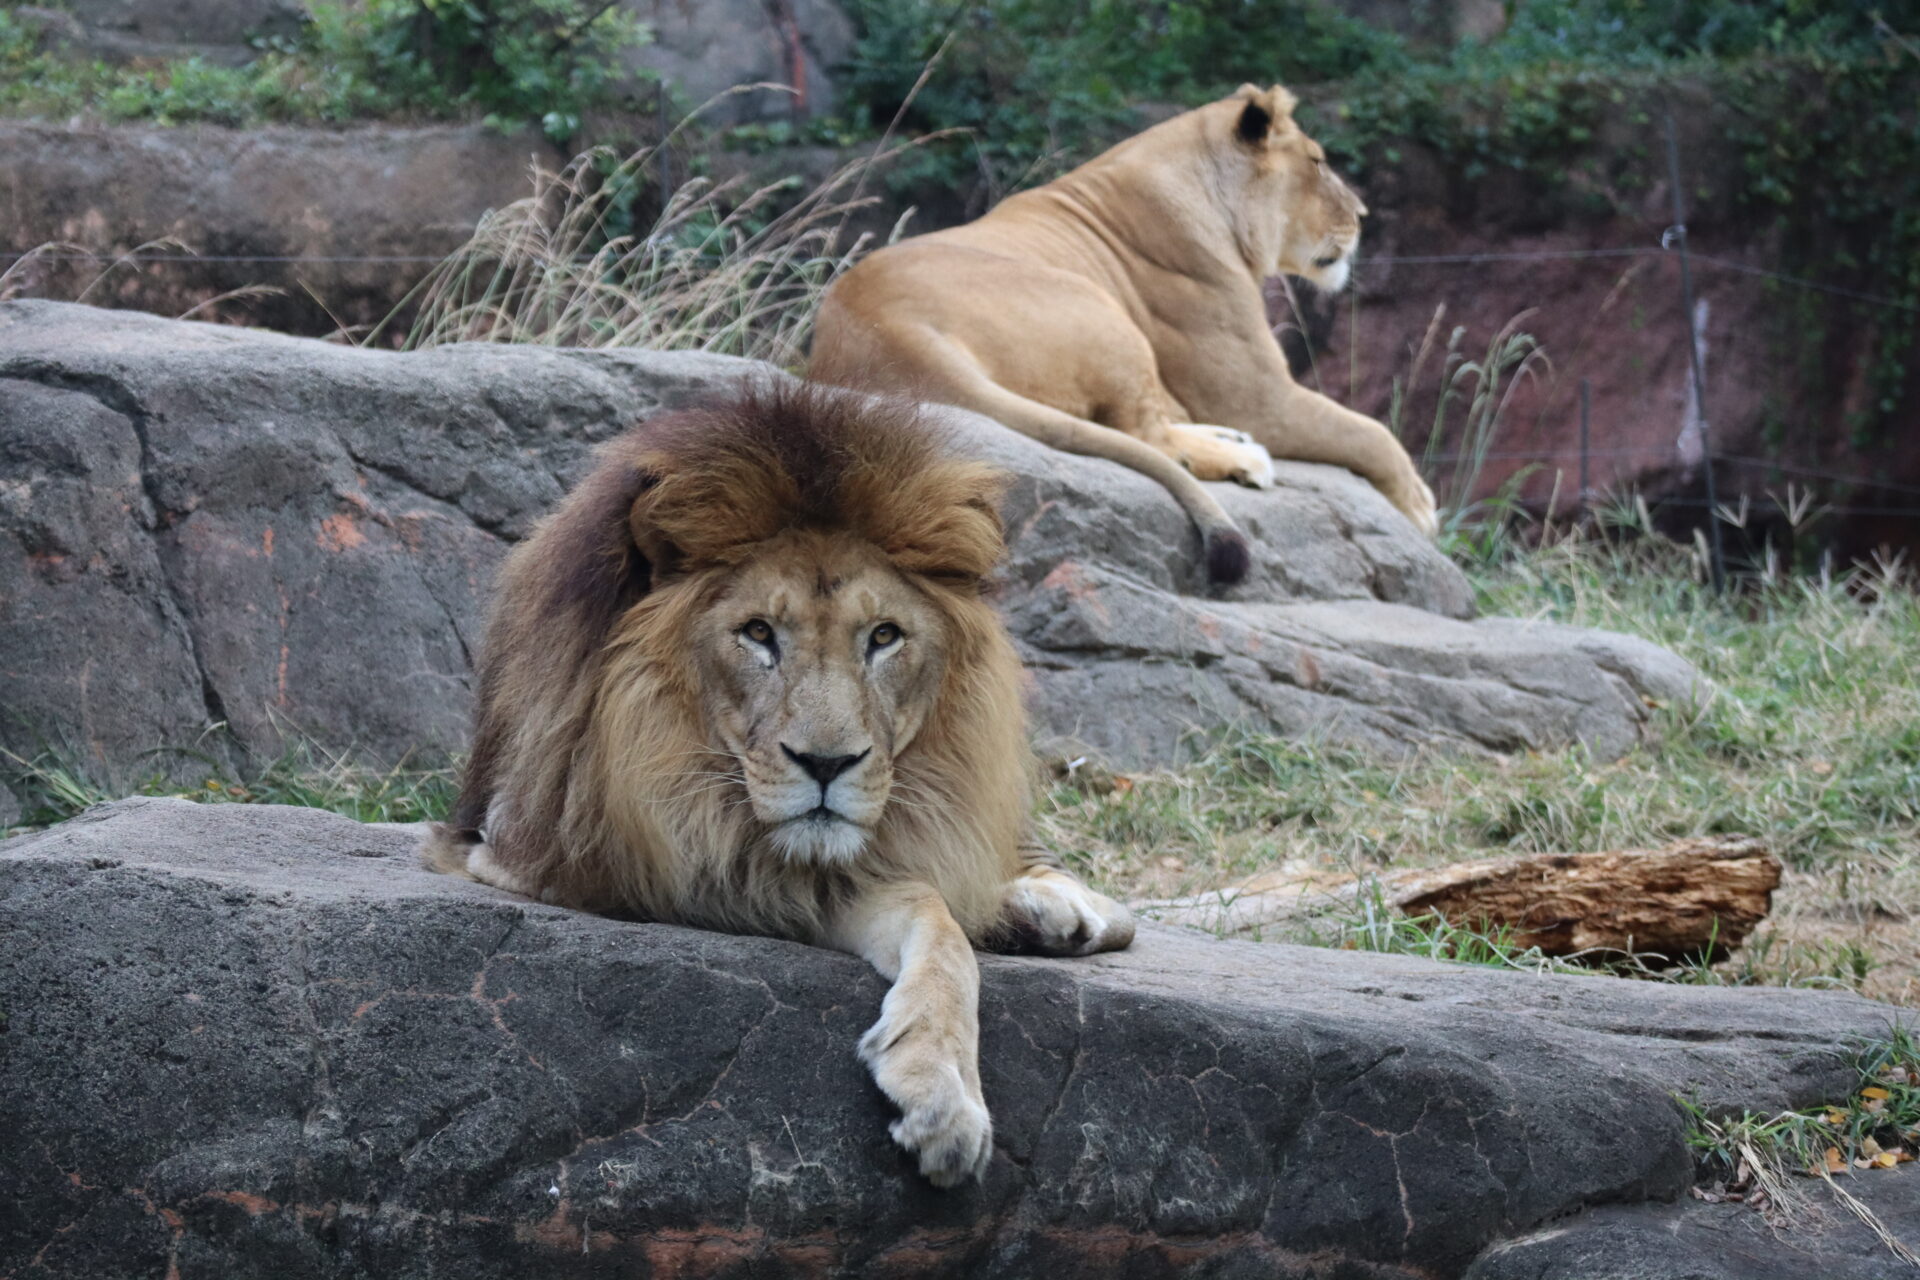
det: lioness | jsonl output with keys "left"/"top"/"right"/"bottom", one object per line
{"left": 427, "top": 383, "right": 1134, "bottom": 1187}
{"left": 811, "top": 83, "right": 1438, "bottom": 585}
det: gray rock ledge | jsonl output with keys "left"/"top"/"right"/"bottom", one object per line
{"left": 0, "top": 300, "right": 1697, "bottom": 793}
{"left": 0, "top": 799, "right": 1895, "bottom": 1279}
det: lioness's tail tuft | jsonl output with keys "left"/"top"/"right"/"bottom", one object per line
{"left": 1205, "top": 528, "right": 1252, "bottom": 585}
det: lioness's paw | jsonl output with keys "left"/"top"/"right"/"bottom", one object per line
{"left": 1395, "top": 473, "right": 1439, "bottom": 536}
{"left": 1004, "top": 870, "right": 1137, "bottom": 957}
{"left": 858, "top": 1020, "right": 992, "bottom": 1187}
{"left": 1226, "top": 440, "right": 1277, "bottom": 490}
{"left": 1174, "top": 424, "right": 1276, "bottom": 490}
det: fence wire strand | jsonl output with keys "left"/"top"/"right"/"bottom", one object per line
{"left": 7, "top": 234, "right": 1917, "bottom": 515}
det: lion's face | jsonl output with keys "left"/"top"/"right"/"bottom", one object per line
{"left": 1223, "top": 85, "right": 1367, "bottom": 293}
{"left": 690, "top": 529, "right": 951, "bottom": 865}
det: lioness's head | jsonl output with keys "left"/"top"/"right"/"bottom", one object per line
{"left": 601, "top": 388, "right": 1013, "bottom": 868}
{"left": 1216, "top": 83, "right": 1367, "bottom": 292}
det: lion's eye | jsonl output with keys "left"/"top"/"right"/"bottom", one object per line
{"left": 742, "top": 619, "right": 775, "bottom": 646}
{"left": 868, "top": 622, "right": 903, "bottom": 650}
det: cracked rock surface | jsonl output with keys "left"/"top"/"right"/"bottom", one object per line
{"left": 0, "top": 300, "right": 1696, "bottom": 792}
{"left": 0, "top": 799, "right": 1901, "bottom": 1279}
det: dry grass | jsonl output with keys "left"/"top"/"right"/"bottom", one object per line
{"left": 365, "top": 117, "right": 926, "bottom": 365}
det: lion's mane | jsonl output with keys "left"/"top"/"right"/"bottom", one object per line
{"left": 429, "top": 383, "right": 1032, "bottom": 943}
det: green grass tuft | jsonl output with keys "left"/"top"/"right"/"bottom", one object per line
{"left": 5, "top": 741, "right": 454, "bottom": 830}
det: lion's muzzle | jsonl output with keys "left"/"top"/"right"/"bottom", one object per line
{"left": 758, "top": 739, "right": 884, "bottom": 864}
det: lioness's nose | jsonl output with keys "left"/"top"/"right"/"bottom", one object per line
{"left": 782, "top": 745, "right": 869, "bottom": 786}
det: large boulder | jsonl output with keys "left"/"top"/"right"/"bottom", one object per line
{"left": 0, "top": 799, "right": 1900, "bottom": 1278}
{"left": 0, "top": 300, "right": 1696, "bottom": 803}
{"left": 0, "top": 123, "right": 557, "bottom": 335}
{"left": 28, "top": 0, "right": 307, "bottom": 63}
{"left": 623, "top": 0, "right": 857, "bottom": 124}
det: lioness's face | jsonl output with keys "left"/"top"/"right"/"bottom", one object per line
{"left": 1278, "top": 132, "right": 1366, "bottom": 293}
{"left": 1228, "top": 86, "right": 1368, "bottom": 293}
{"left": 692, "top": 530, "right": 949, "bottom": 864}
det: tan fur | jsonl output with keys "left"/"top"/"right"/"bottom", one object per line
{"left": 426, "top": 382, "right": 1132, "bottom": 1186}
{"left": 810, "top": 83, "right": 1438, "bottom": 585}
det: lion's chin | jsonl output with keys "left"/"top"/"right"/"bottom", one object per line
{"left": 767, "top": 812, "right": 871, "bottom": 865}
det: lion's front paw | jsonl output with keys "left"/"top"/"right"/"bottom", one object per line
{"left": 1003, "top": 869, "right": 1137, "bottom": 957}
{"left": 858, "top": 1015, "right": 992, "bottom": 1187}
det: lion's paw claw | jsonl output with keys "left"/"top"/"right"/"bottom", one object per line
{"left": 1399, "top": 474, "right": 1439, "bottom": 536}
{"left": 886, "top": 1075, "right": 992, "bottom": 1187}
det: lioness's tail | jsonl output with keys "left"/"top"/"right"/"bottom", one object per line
{"left": 947, "top": 377, "right": 1251, "bottom": 585}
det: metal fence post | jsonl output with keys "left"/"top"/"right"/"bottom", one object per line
{"left": 1664, "top": 109, "right": 1727, "bottom": 592}
{"left": 1579, "top": 377, "right": 1591, "bottom": 513}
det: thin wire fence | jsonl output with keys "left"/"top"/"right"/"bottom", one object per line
{"left": 7, "top": 221, "right": 1918, "bottom": 523}
{"left": 8, "top": 243, "right": 1919, "bottom": 312}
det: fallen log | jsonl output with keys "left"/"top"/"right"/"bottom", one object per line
{"left": 1137, "top": 836, "right": 1782, "bottom": 964}
{"left": 1384, "top": 835, "right": 1781, "bottom": 962}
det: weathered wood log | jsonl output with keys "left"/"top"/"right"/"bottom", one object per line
{"left": 1384, "top": 835, "right": 1781, "bottom": 963}
{"left": 1137, "top": 836, "right": 1782, "bottom": 964}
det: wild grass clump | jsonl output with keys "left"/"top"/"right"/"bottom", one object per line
{"left": 4, "top": 742, "right": 454, "bottom": 830}
{"left": 368, "top": 132, "right": 903, "bottom": 366}
{"left": 1683, "top": 1026, "right": 1920, "bottom": 1262}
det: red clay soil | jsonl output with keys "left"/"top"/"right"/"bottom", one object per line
{"left": 1276, "top": 217, "right": 1920, "bottom": 562}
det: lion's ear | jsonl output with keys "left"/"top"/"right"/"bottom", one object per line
{"left": 868, "top": 463, "right": 1007, "bottom": 587}
{"left": 626, "top": 475, "right": 685, "bottom": 584}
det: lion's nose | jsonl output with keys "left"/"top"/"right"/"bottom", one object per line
{"left": 782, "top": 745, "right": 869, "bottom": 786}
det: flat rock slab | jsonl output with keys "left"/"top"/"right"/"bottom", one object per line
{"left": 0, "top": 800, "right": 1897, "bottom": 1279}
{"left": 0, "top": 301, "right": 1696, "bottom": 798}
{"left": 1465, "top": 1171, "right": 1920, "bottom": 1279}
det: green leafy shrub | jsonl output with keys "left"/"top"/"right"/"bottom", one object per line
{"left": 0, "top": 0, "right": 650, "bottom": 140}
{"left": 836, "top": 0, "right": 1405, "bottom": 195}
{"left": 321, "top": 0, "right": 651, "bottom": 140}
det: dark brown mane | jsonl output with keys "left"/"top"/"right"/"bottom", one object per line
{"left": 520, "top": 379, "right": 1007, "bottom": 666}
{"left": 623, "top": 380, "right": 1007, "bottom": 584}
{"left": 448, "top": 380, "right": 1008, "bottom": 844}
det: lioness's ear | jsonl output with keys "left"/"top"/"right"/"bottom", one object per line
{"left": 1235, "top": 98, "right": 1272, "bottom": 145}
{"left": 1264, "top": 84, "right": 1299, "bottom": 120}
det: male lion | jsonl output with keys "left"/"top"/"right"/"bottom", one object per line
{"left": 810, "top": 83, "right": 1438, "bottom": 585}
{"left": 426, "top": 383, "right": 1134, "bottom": 1186}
